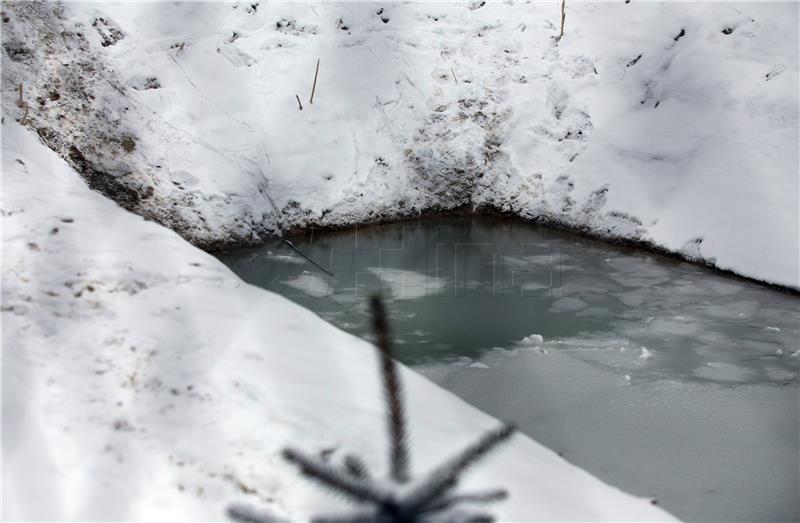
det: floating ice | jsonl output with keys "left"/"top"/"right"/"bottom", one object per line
{"left": 367, "top": 268, "right": 445, "bottom": 300}
{"left": 550, "top": 296, "right": 588, "bottom": 312}
{"left": 520, "top": 334, "right": 544, "bottom": 345}
{"left": 283, "top": 273, "right": 334, "bottom": 298}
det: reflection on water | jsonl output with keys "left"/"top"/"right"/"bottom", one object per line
{"left": 217, "top": 216, "right": 799, "bottom": 522}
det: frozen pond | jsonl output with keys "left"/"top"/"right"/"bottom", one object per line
{"left": 216, "top": 216, "right": 799, "bottom": 522}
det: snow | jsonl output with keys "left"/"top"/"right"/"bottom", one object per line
{"left": 2, "top": 1, "right": 797, "bottom": 287}
{"left": 1, "top": 122, "right": 673, "bottom": 520}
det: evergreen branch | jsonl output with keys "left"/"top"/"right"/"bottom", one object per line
{"left": 343, "top": 454, "right": 372, "bottom": 480}
{"left": 404, "top": 425, "right": 515, "bottom": 512}
{"left": 283, "top": 448, "right": 390, "bottom": 504}
{"left": 421, "top": 489, "right": 508, "bottom": 515}
{"left": 227, "top": 503, "right": 286, "bottom": 523}
{"left": 369, "top": 295, "right": 410, "bottom": 483}
{"left": 311, "top": 510, "right": 379, "bottom": 523}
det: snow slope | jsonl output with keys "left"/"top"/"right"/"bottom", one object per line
{"left": 2, "top": 1, "right": 797, "bottom": 288}
{"left": 2, "top": 122, "right": 674, "bottom": 520}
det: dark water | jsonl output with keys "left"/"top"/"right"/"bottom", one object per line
{"left": 217, "top": 216, "right": 800, "bottom": 522}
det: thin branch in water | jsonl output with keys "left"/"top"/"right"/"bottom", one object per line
{"left": 283, "top": 239, "right": 334, "bottom": 276}
{"left": 369, "top": 295, "right": 410, "bottom": 483}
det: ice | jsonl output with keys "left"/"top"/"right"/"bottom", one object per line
{"left": 283, "top": 273, "right": 334, "bottom": 298}
{"left": 693, "top": 362, "right": 754, "bottom": 383}
{"left": 264, "top": 253, "right": 306, "bottom": 265}
{"left": 520, "top": 334, "right": 544, "bottom": 346}
{"left": 367, "top": 268, "right": 445, "bottom": 300}
{"left": 549, "top": 296, "right": 588, "bottom": 312}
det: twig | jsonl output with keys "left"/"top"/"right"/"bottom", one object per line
{"left": 283, "top": 239, "right": 334, "bottom": 276}
{"left": 19, "top": 105, "right": 30, "bottom": 126}
{"left": 17, "top": 83, "right": 30, "bottom": 125}
{"left": 295, "top": 94, "right": 303, "bottom": 110}
{"left": 309, "top": 58, "right": 320, "bottom": 104}
{"left": 558, "top": 0, "right": 566, "bottom": 40}
{"left": 450, "top": 67, "right": 458, "bottom": 83}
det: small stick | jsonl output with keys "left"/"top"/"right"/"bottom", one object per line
{"left": 309, "top": 58, "right": 320, "bottom": 105}
{"left": 17, "top": 83, "right": 30, "bottom": 125}
{"left": 558, "top": 0, "right": 566, "bottom": 40}
{"left": 450, "top": 66, "right": 458, "bottom": 83}
{"left": 283, "top": 239, "right": 334, "bottom": 276}
{"left": 19, "top": 105, "right": 30, "bottom": 126}
{"left": 295, "top": 94, "right": 303, "bottom": 110}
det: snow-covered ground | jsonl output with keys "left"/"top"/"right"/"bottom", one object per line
{"left": 1, "top": 0, "right": 797, "bottom": 519}
{"left": 2, "top": 1, "right": 798, "bottom": 287}
{"left": 2, "top": 122, "right": 674, "bottom": 520}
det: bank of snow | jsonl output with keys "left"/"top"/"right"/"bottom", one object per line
{"left": 2, "top": 1, "right": 797, "bottom": 288}
{"left": 1, "top": 123, "right": 673, "bottom": 521}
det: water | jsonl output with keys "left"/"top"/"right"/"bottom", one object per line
{"left": 216, "top": 216, "right": 800, "bottom": 522}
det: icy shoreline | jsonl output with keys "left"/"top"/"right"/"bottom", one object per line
{"left": 275, "top": 205, "right": 800, "bottom": 296}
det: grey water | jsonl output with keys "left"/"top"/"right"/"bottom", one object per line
{"left": 216, "top": 216, "right": 800, "bottom": 522}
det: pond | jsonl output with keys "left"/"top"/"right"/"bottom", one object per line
{"left": 216, "top": 216, "right": 799, "bottom": 522}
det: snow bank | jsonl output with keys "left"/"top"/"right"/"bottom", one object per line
{"left": 2, "top": 122, "right": 673, "bottom": 520}
{"left": 2, "top": 1, "right": 797, "bottom": 287}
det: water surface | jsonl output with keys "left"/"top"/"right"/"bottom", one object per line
{"left": 217, "top": 217, "right": 799, "bottom": 522}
